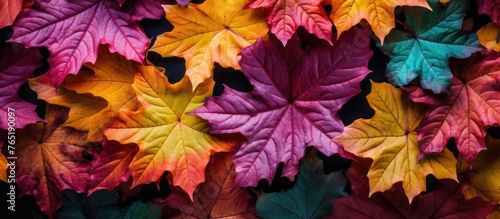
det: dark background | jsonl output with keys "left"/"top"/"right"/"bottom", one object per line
{"left": 0, "top": 0, "right": 497, "bottom": 218}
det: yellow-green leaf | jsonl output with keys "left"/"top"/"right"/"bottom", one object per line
{"left": 333, "top": 81, "right": 457, "bottom": 203}
{"left": 103, "top": 71, "right": 240, "bottom": 199}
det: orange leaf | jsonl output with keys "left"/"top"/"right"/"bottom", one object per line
{"left": 0, "top": 0, "right": 22, "bottom": 28}
{"left": 330, "top": 0, "right": 430, "bottom": 43}
{"left": 478, "top": 22, "right": 500, "bottom": 52}
{"left": 150, "top": 0, "right": 269, "bottom": 88}
{"left": 103, "top": 71, "right": 240, "bottom": 199}
{"left": 29, "top": 46, "right": 163, "bottom": 140}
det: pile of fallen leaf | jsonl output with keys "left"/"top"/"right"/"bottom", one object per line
{"left": 1, "top": 0, "right": 500, "bottom": 218}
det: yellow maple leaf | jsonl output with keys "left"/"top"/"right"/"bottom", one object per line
{"left": 29, "top": 46, "right": 163, "bottom": 140}
{"left": 334, "top": 81, "right": 457, "bottom": 202}
{"left": 149, "top": 0, "right": 269, "bottom": 88}
{"left": 102, "top": 71, "right": 240, "bottom": 199}
{"left": 477, "top": 22, "right": 500, "bottom": 52}
{"left": 330, "top": 0, "right": 430, "bottom": 43}
{"left": 462, "top": 136, "right": 500, "bottom": 218}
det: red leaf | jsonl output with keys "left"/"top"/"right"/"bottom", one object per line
{"left": 16, "top": 105, "right": 95, "bottom": 218}
{"left": 246, "top": 0, "right": 332, "bottom": 45}
{"left": 89, "top": 140, "right": 138, "bottom": 194}
{"left": 405, "top": 50, "right": 500, "bottom": 165}
{"left": 194, "top": 27, "right": 372, "bottom": 187}
{"left": 328, "top": 159, "right": 497, "bottom": 219}
{"left": 9, "top": 0, "right": 161, "bottom": 85}
{"left": 0, "top": 43, "right": 44, "bottom": 129}
{"left": 164, "top": 152, "right": 257, "bottom": 218}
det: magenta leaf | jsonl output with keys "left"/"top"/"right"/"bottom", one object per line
{"left": 477, "top": 0, "right": 500, "bottom": 24}
{"left": 0, "top": 43, "right": 44, "bottom": 129}
{"left": 9, "top": 0, "right": 161, "bottom": 85}
{"left": 194, "top": 27, "right": 372, "bottom": 187}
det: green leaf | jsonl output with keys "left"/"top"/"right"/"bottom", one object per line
{"left": 378, "top": 0, "right": 481, "bottom": 94}
{"left": 255, "top": 149, "right": 348, "bottom": 219}
{"left": 56, "top": 190, "right": 164, "bottom": 219}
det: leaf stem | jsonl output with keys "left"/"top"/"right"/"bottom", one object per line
{"left": 395, "top": 19, "right": 416, "bottom": 37}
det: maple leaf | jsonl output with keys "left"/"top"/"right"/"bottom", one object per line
{"left": 478, "top": 22, "right": 500, "bottom": 52}
{"left": 255, "top": 149, "right": 348, "bottom": 219}
{"left": 477, "top": 0, "right": 500, "bottom": 25}
{"left": 0, "top": 0, "right": 22, "bottom": 28}
{"left": 0, "top": 43, "right": 44, "bottom": 129}
{"left": 103, "top": 71, "right": 240, "bottom": 199}
{"left": 378, "top": 0, "right": 481, "bottom": 94}
{"left": 333, "top": 81, "right": 457, "bottom": 202}
{"left": 405, "top": 50, "right": 500, "bottom": 166}
{"left": 460, "top": 136, "right": 500, "bottom": 218}
{"left": 150, "top": 0, "right": 269, "bottom": 88}
{"left": 328, "top": 160, "right": 497, "bottom": 219}
{"left": 194, "top": 27, "right": 372, "bottom": 187}
{"left": 330, "top": 0, "right": 430, "bottom": 43}
{"left": 245, "top": 0, "right": 332, "bottom": 45}
{"left": 29, "top": 46, "right": 161, "bottom": 140}
{"left": 57, "top": 190, "right": 164, "bottom": 219}
{"left": 89, "top": 140, "right": 138, "bottom": 194}
{"left": 164, "top": 152, "right": 257, "bottom": 219}
{"left": 9, "top": 0, "right": 163, "bottom": 85}
{"left": 16, "top": 105, "right": 95, "bottom": 218}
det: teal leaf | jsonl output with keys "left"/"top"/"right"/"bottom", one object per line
{"left": 255, "top": 149, "right": 348, "bottom": 219}
{"left": 378, "top": 0, "right": 482, "bottom": 93}
{"left": 56, "top": 190, "right": 164, "bottom": 219}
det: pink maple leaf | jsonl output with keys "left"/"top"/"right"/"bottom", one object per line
{"left": 9, "top": 0, "right": 164, "bottom": 85}
{"left": 194, "top": 27, "right": 372, "bottom": 187}
{"left": 0, "top": 43, "right": 44, "bottom": 129}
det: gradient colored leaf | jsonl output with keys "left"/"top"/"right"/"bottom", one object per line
{"left": 245, "top": 0, "right": 332, "bottom": 45}
{"left": 378, "top": 0, "right": 481, "bottom": 94}
{"left": 405, "top": 51, "right": 500, "bottom": 165}
{"left": 164, "top": 152, "right": 257, "bottom": 219}
{"left": 150, "top": 0, "right": 269, "bottom": 88}
{"left": 330, "top": 0, "right": 430, "bottom": 43}
{"left": 477, "top": 0, "right": 500, "bottom": 24}
{"left": 16, "top": 105, "right": 95, "bottom": 218}
{"left": 29, "top": 46, "right": 163, "bottom": 140}
{"left": 194, "top": 27, "right": 372, "bottom": 187}
{"left": 0, "top": 43, "right": 44, "bottom": 129}
{"left": 256, "top": 149, "right": 348, "bottom": 219}
{"left": 103, "top": 72, "right": 240, "bottom": 199}
{"left": 57, "top": 189, "right": 164, "bottom": 219}
{"left": 478, "top": 22, "right": 500, "bottom": 51}
{"left": 0, "top": 0, "right": 22, "bottom": 28}
{"left": 328, "top": 160, "right": 496, "bottom": 218}
{"left": 9, "top": 0, "right": 161, "bottom": 85}
{"left": 89, "top": 140, "right": 138, "bottom": 194}
{"left": 461, "top": 136, "right": 500, "bottom": 218}
{"left": 334, "top": 81, "right": 457, "bottom": 202}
